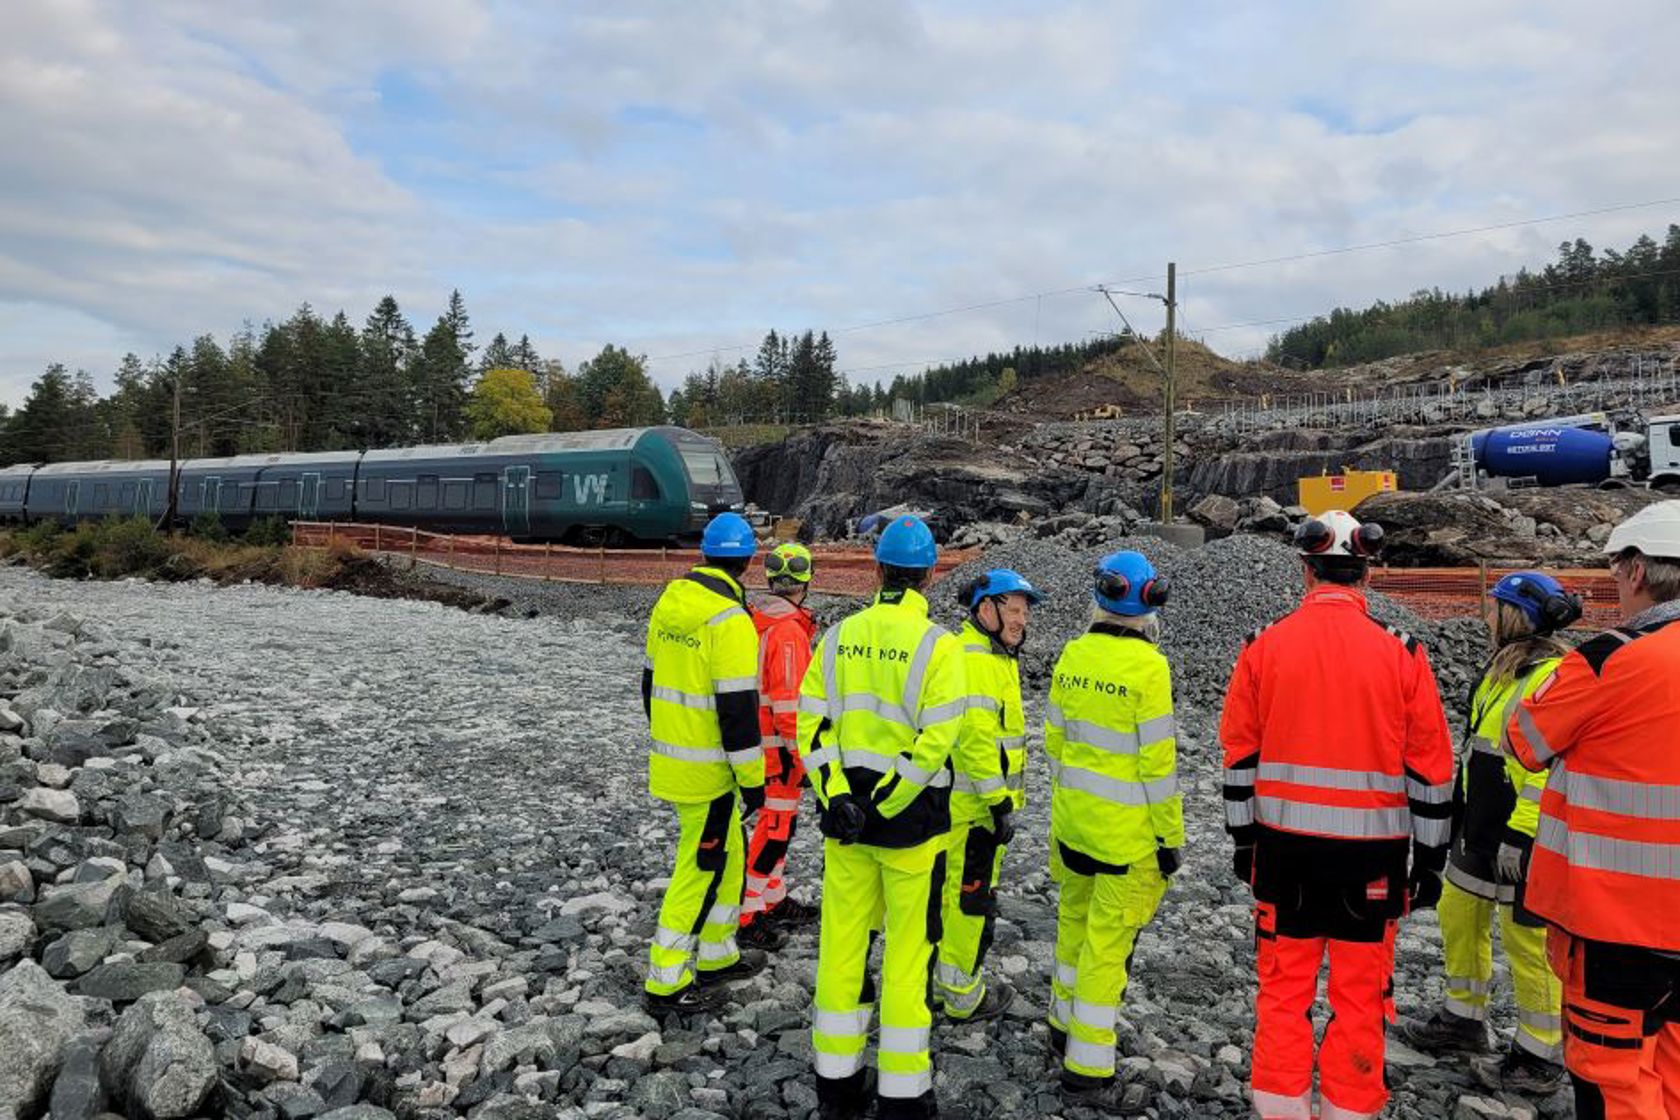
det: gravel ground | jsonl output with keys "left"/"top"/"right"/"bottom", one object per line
{"left": 0, "top": 560, "right": 1565, "bottom": 1120}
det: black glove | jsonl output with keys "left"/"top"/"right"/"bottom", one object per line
{"left": 1408, "top": 866, "right": 1443, "bottom": 911}
{"left": 819, "top": 794, "right": 868, "bottom": 844}
{"left": 989, "top": 804, "right": 1015, "bottom": 846}
{"left": 1156, "top": 845, "right": 1182, "bottom": 878}
{"left": 1232, "top": 845, "right": 1254, "bottom": 885}
{"left": 739, "top": 784, "right": 765, "bottom": 820}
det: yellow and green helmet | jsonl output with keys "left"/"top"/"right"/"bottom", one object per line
{"left": 765, "top": 542, "right": 814, "bottom": 585}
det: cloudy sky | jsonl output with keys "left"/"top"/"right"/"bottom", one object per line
{"left": 3, "top": 0, "right": 1678, "bottom": 406}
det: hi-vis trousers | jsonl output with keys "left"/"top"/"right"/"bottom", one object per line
{"left": 811, "top": 834, "right": 946, "bottom": 1119}
{"left": 1438, "top": 879, "right": 1562, "bottom": 1061}
{"left": 742, "top": 776, "right": 803, "bottom": 924}
{"left": 934, "top": 819, "right": 1006, "bottom": 1018}
{"left": 1047, "top": 851, "right": 1169, "bottom": 1081}
{"left": 645, "top": 791, "right": 744, "bottom": 997}
{"left": 1550, "top": 931, "right": 1680, "bottom": 1120}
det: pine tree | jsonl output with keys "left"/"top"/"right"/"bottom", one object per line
{"left": 510, "top": 334, "right": 541, "bottom": 372}
{"left": 480, "top": 331, "right": 515, "bottom": 375}
{"left": 361, "top": 296, "right": 417, "bottom": 448}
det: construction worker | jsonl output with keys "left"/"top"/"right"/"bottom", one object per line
{"left": 1221, "top": 510, "right": 1455, "bottom": 1120}
{"left": 795, "top": 515, "right": 967, "bottom": 1120}
{"left": 739, "top": 542, "right": 820, "bottom": 945}
{"left": 934, "top": 568, "right": 1042, "bottom": 1022}
{"left": 1503, "top": 500, "right": 1680, "bottom": 1119}
{"left": 642, "top": 512, "right": 769, "bottom": 1015}
{"left": 1045, "top": 551, "right": 1182, "bottom": 1109}
{"left": 1399, "top": 571, "right": 1578, "bottom": 1094}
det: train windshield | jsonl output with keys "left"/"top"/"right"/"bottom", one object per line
{"left": 680, "top": 446, "right": 737, "bottom": 489}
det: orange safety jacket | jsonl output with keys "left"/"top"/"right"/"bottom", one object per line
{"left": 1505, "top": 612, "right": 1680, "bottom": 952}
{"left": 1221, "top": 585, "right": 1455, "bottom": 911}
{"left": 753, "top": 594, "right": 818, "bottom": 800}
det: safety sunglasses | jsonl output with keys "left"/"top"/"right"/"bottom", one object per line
{"left": 765, "top": 552, "right": 812, "bottom": 577}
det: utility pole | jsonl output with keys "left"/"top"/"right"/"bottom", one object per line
{"left": 161, "top": 373, "right": 182, "bottom": 531}
{"left": 1161, "top": 261, "right": 1177, "bottom": 522}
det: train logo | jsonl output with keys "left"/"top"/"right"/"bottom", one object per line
{"left": 572, "top": 473, "right": 609, "bottom": 505}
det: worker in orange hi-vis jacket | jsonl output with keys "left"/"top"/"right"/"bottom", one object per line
{"left": 1503, "top": 501, "right": 1680, "bottom": 1120}
{"left": 1220, "top": 510, "right": 1455, "bottom": 1120}
{"left": 739, "top": 542, "right": 821, "bottom": 947}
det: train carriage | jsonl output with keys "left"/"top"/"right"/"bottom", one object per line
{"left": 23, "top": 460, "right": 174, "bottom": 525}
{"left": 0, "top": 464, "right": 36, "bottom": 523}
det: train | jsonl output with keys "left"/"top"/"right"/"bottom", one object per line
{"left": 1452, "top": 411, "right": 1680, "bottom": 491}
{"left": 0, "top": 426, "right": 744, "bottom": 545}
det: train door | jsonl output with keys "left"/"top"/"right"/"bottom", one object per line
{"left": 202, "top": 476, "right": 222, "bottom": 514}
{"left": 136, "top": 478, "right": 154, "bottom": 517}
{"left": 503, "top": 465, "right": 531, "bottom": 536}
{"left": 300, "top": 474, "right": 321, "bottom": 519}
{"left": 65, "top": 480, "right": 80, "bottom": 521}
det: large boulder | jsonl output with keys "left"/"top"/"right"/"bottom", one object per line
{"left": 0, "top": 906, "right": 35, "bottom": 962}
{"left": 0, "top": 958, "right": 87, "bottom": 1115}
{"left": 99, "top": 990, "right": 217, "bottom": 1119}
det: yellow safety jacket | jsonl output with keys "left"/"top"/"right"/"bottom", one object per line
{"left": 1447, "top": 656, "right": 1561, "bottom": 899}
{"left": 1046, "top": 623, "right": 1183, "bottom": 869}
{"left": 950, "top": 620, "right": 1024, "bottom": 825}
{"left": 642, "top": 566, "right": 766, "bottom": 804}
{"left": 795, "top": 588, "right": 967, "bottom": 849}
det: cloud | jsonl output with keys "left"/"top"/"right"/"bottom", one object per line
{"left": 2, "top": 0, "right": 1679, "bottom": 409}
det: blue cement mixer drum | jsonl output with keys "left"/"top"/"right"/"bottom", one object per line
{"left": 1473, "top": 424, "right": 1614, "bottom": 486}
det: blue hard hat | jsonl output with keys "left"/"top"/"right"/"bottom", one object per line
{"left": 700, "top": 512, "right": 758, "bottom": 559}
{"left": 1093, "top": 550, "right": 1169, "bottom": 616}
{"left": 875, "top": 515, "right": 937, "bottom": 569}
{"left": 964, "top": 568, "right": 1044, "bottom": 609}
{"left": 1489, "top": 570, "right": 1580, "bottom": 633}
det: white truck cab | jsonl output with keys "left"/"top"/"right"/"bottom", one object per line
{"left": 1648, "top": 415, "right": 1680, "bottom": 491}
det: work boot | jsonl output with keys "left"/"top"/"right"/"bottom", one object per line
{"left": 643, "top": 984, "right": 721, "bottom": 1016}
{"left": 1059, "top": 1071, "right": 1148, "bottom": 1115}
{"left": 770, "top": 896, "right": 821, "bottom": 928}
{"left": 1395, "top": 1008, "right": 1492, "bottom": 1054}
{"left": 1471, "top": 1048, "right": 1567, "bottom": 1095}
{"left": 947, "top": 979, "right": 1015, "bottom": 1024}
{"left": 696, "top": 947, "right": 769, "bottom": 986}
{"left": 816, "top": 1069, "right": 872, "bottom": 1120}
{"left": 737, "top": 919, "right": 787, "bottom": 952}
{"left": 1048, "top": 1024, "right": 1068, "bottom": 1059}
{"left": 877, "top": 1090, "right": 939, "bottom": 1119}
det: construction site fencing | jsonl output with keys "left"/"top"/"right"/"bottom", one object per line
{"left": 1368, "top": 566, "right": 1621, "bottom": 629}
{"left": 290, "top": 522, "right": 978, "bottom": 597}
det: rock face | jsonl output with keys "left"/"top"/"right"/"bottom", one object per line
{"left": 1356, "top": 487, "right": 1667, "bottom": 566}
{"left": 100, "top": 991, "right": 218, "bottom": 1120}
{"left": 0, "top": 958, "right": 87, "bottom": 1116}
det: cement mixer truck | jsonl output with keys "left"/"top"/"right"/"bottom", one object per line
{"left": 1446, "top": 411, "right": 1680, "bottom": 492}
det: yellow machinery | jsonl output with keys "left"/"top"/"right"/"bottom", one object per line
{"left": 1298, "top": 469, "right": 1398, "bottom": 516}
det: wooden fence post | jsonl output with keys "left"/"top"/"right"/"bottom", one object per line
{"left": 544, "top": 541, "right": 552, "bottom": 582}
{"left": 495, "top": 538, "right": 502, "bottom": 577}
{"left": 598, "top": 544, "right": 606, "bottom": 584}
{"left": 374, "top": 524, "right": 381, "bottom": 553}
{"left": 447, "top": 536, "right": 455, "bottom": 570}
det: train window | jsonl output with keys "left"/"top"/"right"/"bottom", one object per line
{"left": 222, "top": 484, "right": 242, "bottom": 511}
{"left": 443, "top": 481, "right": 468, "bottom": 511}
{"left": 363, "top": 477, "right": 386, "bottom": 503}
{"left": 473, "top": 473, "right": 497, "bottom": 510}
{"left": 390, "top": 483, "right": 412, "bottom": 511}
{"left": 93, "top": 484, "right": 109, "bottom": 509}
{"left": 417, "top": 475, "right": 439, "bottom": 509}
{"left": 679, "top": 447, "right": 727, "bottom": 485}
{"left": 119, "top": 482, "right": 135, "bottom": 506}
{"left": 631, "top": 467, "right": 660, "bottom": 500}
{"left": 534, "top": 471, "right": 562, "bottom": 500}
{"left": 277, "top": 480, "right": 298, "bottom": 508}
{"left": 324, "top": 479, "right": 346, "bottom": 501}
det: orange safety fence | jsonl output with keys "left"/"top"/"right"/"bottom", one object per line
{"left": 1369, "top": 567, "right": 1621, "bottom": 628}
{"left": 290, "top": 521, "right": 980, "bottom": 597}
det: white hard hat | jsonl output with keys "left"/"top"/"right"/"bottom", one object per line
{"left": 1295, "top": 508, "right": 1385, "bottom": 558}
{"left": 1604, "top": 500, "right": 1680, "bottom": 560}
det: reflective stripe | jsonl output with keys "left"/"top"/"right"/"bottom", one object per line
{"left": 646, "top": 961, "right": 690, "bottom": 986}
{"left": 725, "top": 745, "right": 762, "bottom": 766}
{"left": 706, "top": 606, "right": 747, "bottom": 627}
{"left": 895, "top": 756, "right": 942, "bottom": 786}
{"left": 1518, "top": 1009, "right": 1562, "bottom": 1032}
{"left": 1061, "top": 717, "right": 1142, "bottom": 755}
{"left": 1222, "top": 766, "right": 1257, "bottom": 787}
{"left": 799, "top": 696, "right": 830, "bottom": 719}
{"left": 814, "top": 1050, "right": 866, "bottom": 1079}
{"left": 998, "top": 734, "right": 1025, "bottom": 750}
{"left": 1446, "top": 975, "right": 1491, "bottom": 996}
{"left": 1520, "top": 783, "right": 1543, "bottom": 803}
{"left": 878, "top": 1025, "right": 930, "bottom": 1054}
{"left": 1406, "top": 776, "right": 1454, "bottom": 804}
{"left": 1049, "top": 993, "right": 1072, "bottom": 1029}
{"left": 967, "top": 694, "right": 1001, "bottom": 714}
{"left": 1047, "top": 703, "right": 1065, "bottom": 730}
{"left": 1536, "top": 815, "right": 1680, "bottom": 879}
{"left": 652, "top": 926, "right": 697, "bottom": 951}
{"left": 769, "top": 698, "right": 800, "bottom": 715}
{"left": 714, "top": 675, "right": 757, "bottom": 693}
{"left": 1136, "top": 713, "right": 1175, "bottom": 745}
{"left": 1004, "top": 770, "right": 1025, "bottom": 791}
{"left": 1225, "top": 800, "right": 1255, "bottom": 828}
{"left": 877, "top": 1069, "right": 933, "bottom": 1099}
{"left": 652, "top": 740, "right": 727, "bottom": 763}
{"left": 761, "top": 733, "right": 784, "bottom": 750}
{"left": 1057, "top": 763, "right": 1177, "bottom": 806}
{"left": 839, "top": 747, "right": 897, "bottom": 773}
{"left": 962, "top": 643, "right": 990, "bottom": 655}
{"left": 1250, "top": 1088, "right": 1313, "bottom": 1120}
{"left": 1255, "top": 797, "right": 1410, "bottom": 839}
{"left": 1514, "top": 1030, "right": 1562, "bottom": 1061}
{"left": 764, "top": 797, "right": 801, "bottom": 812}
{"left": 1469, "top": 734, "right": 1501, "bottom": 757}
{"left": 934, "top": 962, "right": 973, "bottom": 989}
{"left": 1445, "top": 996, "right": 1489, "bottom": 1021}
{"left": 837, "top": 692, "right": 916, "bottom": 728}
{"left": 1054, "top": 960, "right": 1077, "bottom": 988}
{"left": 803, "top": 747, "right": 837, "bottom": 770}
{"left": 1413, "top": 816, "right": 1452, "bottom": 846}
{"left": 942, "top": 983, "right": 983, "bottom": 1013}
{"left": 953, "top": 772, "right": 1007, "bottom": 796}
{"left": 1259, "top": 761, "right": 1406, "bottom": 794}
{"left": 1558, "top": 769, "right": 1680, "bottom": 820}
{"left": 919, "top": 698, "right": 969, "bottom": 726}
{"left": 651, "top": 685, "right": 715, "bottom": 710}
{"left": 1064, "top": 1037, "right": 1113, "bottom": 1071}
{"left": 901, "top": 627, "right": 941, "bottom": 726}
{"left": 697, "top": 938, "right": 739, "bottom": 962}
{"left": 821, "top": 628, "right": 840, "bottom": 724}
{"left": 1071, "top": 998, "right": 1116, "bottom": 1032}
{"left": 706, "top": 904, "right": 739, "bottom": 926}
{"left": 1445, "top": 862, "right": 1510, "bottom": 902}
{"left": 812, "top": 1007, "right": 872, "bottom": 1036}
{"left": 1515, "top": 706, "right": 1556, "bottom": 763}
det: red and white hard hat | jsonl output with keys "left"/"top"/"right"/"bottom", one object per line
{"left": 1294, "top": 509, "right": 1385, "bottom": 558}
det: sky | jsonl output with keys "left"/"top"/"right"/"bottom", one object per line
{"left": 3, "top": 0, "right": 1679, "bottom": 408}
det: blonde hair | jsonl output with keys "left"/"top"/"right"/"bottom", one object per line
{"left": 1092, "top": 604, "right": 1161, "bottom": 644}
{"left": 1486, "top": 600, "right": 1569, "bottom": 687}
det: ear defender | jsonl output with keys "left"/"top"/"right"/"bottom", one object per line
{"left": 1350, "top": 523, "right": 1385, "bottom": 558}
{"left": 1295, "top": 519, "right": 1334, "bottom": 554}
{"left": 1141, "top": 574, "right": 1171, "bottom": 608}
{"left": 1094, "top": 569, "right": 1131, "bottom": 603}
